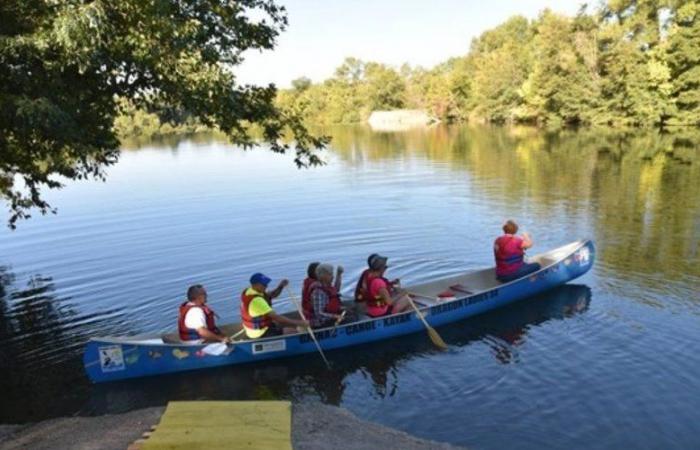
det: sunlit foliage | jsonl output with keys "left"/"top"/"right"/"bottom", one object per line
{"left": 0, "top": 0, "right": 327, "bottom": 227}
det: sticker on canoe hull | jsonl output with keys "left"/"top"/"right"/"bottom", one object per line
{"left": 574, "top": 247, "right": 591, "bottom": 265}
{"left": 99, "top": 345, "right": 125, "bottom": 372}
{"left": 252, "top": 339, "right": 286, "bottom": 355}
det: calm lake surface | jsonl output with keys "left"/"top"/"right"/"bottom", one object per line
{"left": 1, "top": 124, "right": 699, "bottom": 449}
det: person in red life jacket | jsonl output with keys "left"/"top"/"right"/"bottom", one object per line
{"left": 304, "top": 263, "right": 355, "bottom": 328}
{"left": 178, "top": 284, "right": 229, "bottom": 343}
{"left": 241, "top": 273, "right": 308, "bottom": 339}
{"left": 365, "top": 254, "right": 411, "bottom": 317}
{"left": 494, "top": 220, "right": 541, "bottom": 282}
{"left": 301, "top": 261, "right": 320, "bottom": 306}
{"left": 354, "top": 253, "right": 400, "bottom": 303}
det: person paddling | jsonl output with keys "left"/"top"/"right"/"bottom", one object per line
{"left": 178, "top": 284, "right": 229, "bottom": 343}
{"left": 240, "top": 273, "right": 308, "bottom": 339}
{"left": 303, "top": 263, "right": 354, "bottom": 328}
{"left": 364, "top": 255, "right": 411, "bottom": 317}
{"left": 354, "top": 253, "right": 399, "bottom": 303}
{"left": 494, "top": 220, "right": 541, "bottom": 282}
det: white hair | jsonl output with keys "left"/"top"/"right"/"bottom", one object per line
{"left": 315, "top": 263, "right": 334, "bottom": 278}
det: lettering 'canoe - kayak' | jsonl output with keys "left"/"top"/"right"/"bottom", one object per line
{"left": 83, "top": 239, "right": 595, "bottom": 383}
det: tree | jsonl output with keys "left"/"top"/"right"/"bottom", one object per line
{"left": 596, "top": 0, "right": 673, "bottom": 125}
{"left": 291, "top": 76, "right": 312, "bottom": 93}
{"left": 361, "top": 62, "right": 406, "bottom": 112}
{"left": 468, "top": 16, "right": 534, "bottom": 123}
{"left": 666, "top": 1, "right": 700, "bottom": 125}
{"left": 519, "top": 10, "right": 600, "bottom": 126}
{"left": 0, "top": 0, "right": 327, "bottom": 228}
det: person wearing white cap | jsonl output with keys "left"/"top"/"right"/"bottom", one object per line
{"left": 303, "top": 263, "right": 354, "bottom": 328}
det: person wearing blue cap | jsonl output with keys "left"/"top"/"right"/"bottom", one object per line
{"left": 240, "top": 273, "right": 308, "bottom": 339}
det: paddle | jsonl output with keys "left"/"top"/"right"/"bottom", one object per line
{"left": 328, "top": 310, "right": 347, "bottom": 335}
{"left": 286, "top": 287, "right": 331, "bottom": 369}
{"left": 202, "top": 329, "right": 245, "bottom": 356}
{"left": 406, "top": 295, "right": 448, "bottom": 350}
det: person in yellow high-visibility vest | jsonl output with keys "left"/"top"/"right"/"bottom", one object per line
{"left": 240, "top": 273, "right": 307, "bottom": 339}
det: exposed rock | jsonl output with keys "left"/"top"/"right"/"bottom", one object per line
{"left": 292, "top": 401, "right": 465, "bottom": 450}
{"left": 367, "top": 110, "right": 438, "bottom": 131}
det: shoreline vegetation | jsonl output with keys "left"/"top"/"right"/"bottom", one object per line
{"left": 116, "top": 1, "right": 700, "bottom": 142}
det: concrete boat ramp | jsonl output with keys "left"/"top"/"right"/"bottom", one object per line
{"left": 0, "top": 401, "right": 466, "bottom": 450}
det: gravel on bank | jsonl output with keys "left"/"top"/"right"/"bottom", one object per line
{"left": 0, "top": 402, "right": 465, "bottom": 450}
{"left": 292, "top": 402, "right": 463, "bottom": 450}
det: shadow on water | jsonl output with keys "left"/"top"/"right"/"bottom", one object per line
{"left": 0, "top": 266, "right": 124, "bottom": 423}
{"left": 82, "top": 284, "right": 591, "bottom": 416}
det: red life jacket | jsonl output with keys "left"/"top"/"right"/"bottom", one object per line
{"left": 364, "top": 273, "right": 392, "bottom": 308}
{"left": 494, "top": 235, "right": 524, "bottom": 276}
{"left": 302, "top": 277, "right": 315, "bottom": 306}
{"left": 240, "top": 288, "right": 272, "bottom": 330}
{"left": 303, "top": 281, "right": 342, "bottom": 320}
{"left": 354, "top": 269, "right": 372, "bottom": 303}
{"left": 178, "top": 302, "right": 220, "bottom": 341}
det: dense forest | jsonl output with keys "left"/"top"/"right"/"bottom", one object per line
{"left": 275, "top": 1, "right": 700, "bottom": 128}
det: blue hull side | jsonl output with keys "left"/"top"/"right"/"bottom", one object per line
{"left": 84, "top": 240, "right": 595, "bottom": 383}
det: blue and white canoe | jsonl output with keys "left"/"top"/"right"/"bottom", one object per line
{"left": 83, "top": 239, "right": 595, "bottom": 383}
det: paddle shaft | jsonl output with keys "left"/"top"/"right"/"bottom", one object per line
{"left": 406, "top": 295, "right": 448, "bottom": 349}
{"left": 406, "top": 296, "right": 432, "bottom": 328}
{"left": 286, "top": 287, "right": 331, "bottom": 368}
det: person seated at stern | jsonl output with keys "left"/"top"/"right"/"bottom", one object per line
{"left": 303, "top": 263, "right": 354, "bottom": 328}
{"left": 494, "top": 220, "right": 541, "bottom": 282}
{"left": 178, "top": 284, "right": 229, "bottom": 343}
{"left": 241, "top": 273, "right": 308, "bottom": 339}
{"left": 364, "top": 254, "right": 411, "bottom": 317}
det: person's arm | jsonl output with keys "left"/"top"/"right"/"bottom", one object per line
{"left": 269, "top": 311, "right": 308, "bottom": 327}
{"left": 267, "top": 279, "right": 289, "bottom": 300}
{"left": 334, "top": 266, "right": 343, "bottom": 291}
{"left": 185, "top": 308, "right": 226, "bottom": 342}
{"left": 312, "top": 289, "right": 339, "bottom": 320}
{"left": 372, "top": 277, "right": 395, "bottom": 305}
{"left": 521, "top": 233, "right": 533, "bottom": 250}
{"left": 197, "top": 327, "right": 228, "bottom": 343}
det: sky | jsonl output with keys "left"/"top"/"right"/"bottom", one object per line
{"left": 236, "top": 0, "right": 585, "bottom": 88}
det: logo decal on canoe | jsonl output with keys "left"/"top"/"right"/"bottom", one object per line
{"left": 99, "top": 345, "right": 125, "bottom": 372}
{"left": 575, "top": 247, "right": 591, "bottom": 265}
{"left": 172, "top": 349, "right": 190, "bottom": 359}
{"left": 252, "top": 339, "right": 286, "bottom": 355}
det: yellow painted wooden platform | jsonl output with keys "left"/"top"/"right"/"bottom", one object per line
{"left": 139, "top": 401, "right": 292, "bottom": 450}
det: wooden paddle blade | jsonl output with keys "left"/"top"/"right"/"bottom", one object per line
{"left": 427, "top": 326, "right": 448, "bottom": 350}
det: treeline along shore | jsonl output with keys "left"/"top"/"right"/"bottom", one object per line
{"left": 118, "top": 0, "right": 700, "bottom": 139}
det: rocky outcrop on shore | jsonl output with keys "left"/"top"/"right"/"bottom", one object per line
{"left": 367, "top": 110, "right": 438, "bottom": 131}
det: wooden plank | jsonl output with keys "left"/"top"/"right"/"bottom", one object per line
{"left": 141, "top": 401, "right": 291, "bottom": 450}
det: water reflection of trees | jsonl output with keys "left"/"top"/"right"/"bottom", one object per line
{"left": 327, "top": 124, "right": 700, "bottom": 293}
{"left": 85, "top": 284, "right": 591, "bottom": 415}
{"left": 0, "top": 267, "right": 91, "bottom": 423}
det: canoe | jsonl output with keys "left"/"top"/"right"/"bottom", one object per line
{"left": 83, "top": 239, "right": 595, "bottom": 383}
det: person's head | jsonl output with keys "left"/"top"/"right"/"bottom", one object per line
{"left": 367, "top": 253, "right": 378, "bottom": 268}
{"left": 368, "top": 254, "right": 388, "bottom": 274}
{"left": 503, "top": 220, "right": 519, "bottom": 235}
{"left": 307, "top": 262, "right": 320, "bottom": 280}
{"left": 187, "top": 284, "right": 207, "bottom": 304}
{"left": 249, "top": 272, "right": 271, "bottom": 292}
{"left": 315, "top": 263, "right": 334, "bottom": 285}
